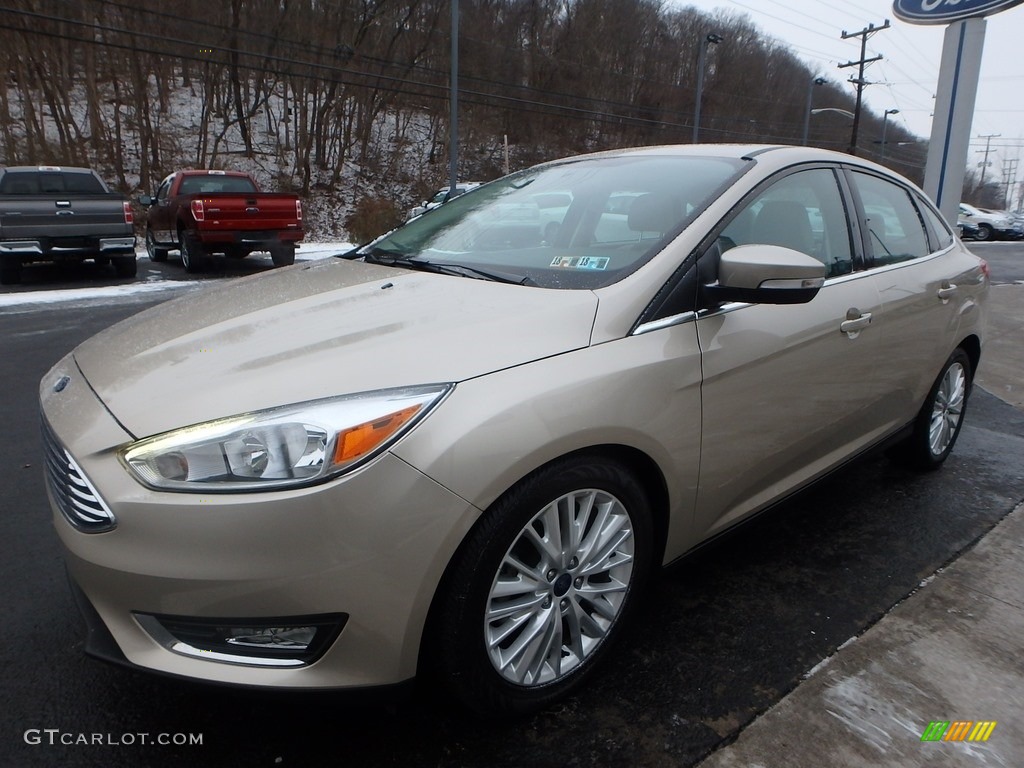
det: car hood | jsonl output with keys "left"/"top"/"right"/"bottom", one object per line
{"left": 73, "top": 259, "right": 599, "bottom": 438}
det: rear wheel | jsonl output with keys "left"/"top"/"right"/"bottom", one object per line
{"left": 270, "top": 243, "right": 295, "bottom": 267}
{"left": 433, "top": 454, "right": 653, "bottom": 715}
{"left": 889, "top": 348, "right": 972, "bottom": 471}
{"left": 113, "top": 255, "right": 138, "bottom": 278}
{"left": 179, "top": 231, "right": 206, "bottom": 273}
{"left": 0, "top": 258, "right": 22, "bottom": 285}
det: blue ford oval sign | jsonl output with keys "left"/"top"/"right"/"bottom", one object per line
{"left": 894, "top": 0, "right": 1024, "bottom": 24}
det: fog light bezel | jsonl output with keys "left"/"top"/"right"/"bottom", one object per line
{"left": 134, "top": 612, "right": 347, "bottom": 667}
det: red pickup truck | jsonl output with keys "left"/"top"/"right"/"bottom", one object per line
{"left": 139, "top": 170, "right": 303, "bottom": 272}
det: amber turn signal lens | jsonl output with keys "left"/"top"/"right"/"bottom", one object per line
{"left": 333, "top": 404, "right": 421, "bottom": 464}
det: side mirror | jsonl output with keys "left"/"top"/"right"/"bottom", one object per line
{"left": 138, "top": 195, "right": 154, "bottom": 206}
{"left": 705, "top": 244, "right": 826, "bottom": 305}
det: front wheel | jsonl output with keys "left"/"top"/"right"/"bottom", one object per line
{"left": 146, "top": 228, "right": 169, "bottom": 262}
{"left": 974, "top": 223, "right": 993, "bottom": 242}
{"left": 889, "top": 349, "right": 972, "bottom": 471}
{"left": 433, "top": 455, "right": 653, "bottom": 715}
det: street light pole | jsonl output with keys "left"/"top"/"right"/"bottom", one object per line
{"left": 693, "top": 33, "right": 723, "bottom": 144}
{"left": 802, "top": 76, "right": 827, "bottom": 146}
{"left": 449, "top": 0, "right": 459, "bottom": 195}
{"left": 880, "top": 108, "right": 899, "bottom": 160}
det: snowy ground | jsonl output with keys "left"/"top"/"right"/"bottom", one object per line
{"left": 0, "top": 241, "right": 354, "bottom": 311}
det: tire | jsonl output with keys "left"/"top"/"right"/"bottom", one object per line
{"left": 974, "top": 223, "right": 993, "bottom": 242}
{"left": 433, "top": 454, "right": 653, "bottom": 715}
{"left": 0, "top": 258, "right": 22, "bottom": 285}
{"left": 113, "top": 255, "right": 138, "bottom": 278}
{"left": 145, "top": 228, "right": 169, "bottom": 262}
{"left": 179, "top": 231, "right": 206, "bottom": 273}
{"left": 270, "top": 243, "right": 296, "bottom": 267}
{"left": 889, "top": 348, "right": 972, "bottom": 471}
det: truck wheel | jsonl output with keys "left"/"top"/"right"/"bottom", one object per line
{"left": 270, "top": 243, "right": 296, "bottom": 267}
{"left": 113, "top": 256, "right": 138, "bottom": 278}
{"left": 146, "top": 229, "right": 169, "bottom": 262}
{"left": 180, "top": 232, "right": 206, "bottom": 273}
{"left": 0, "top": 259, "right": 22, "bottom": 285}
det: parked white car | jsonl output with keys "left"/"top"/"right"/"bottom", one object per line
{"left": 958, "top": 203, "right": 1018, "bottom": 241}
{"left": 406, "top": 181, "right": 483, "bottom": 220}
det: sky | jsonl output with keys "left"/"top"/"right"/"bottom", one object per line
{"left": 681, "top": 0, "right": 1024, "bottom": 196}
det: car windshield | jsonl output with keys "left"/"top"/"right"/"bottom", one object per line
{"left": 362, "top": 153, "right": 748, "bottom": 289}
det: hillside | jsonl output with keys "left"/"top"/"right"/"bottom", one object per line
{"left": 0, "top": 0, "right": 927, "bottom": 241}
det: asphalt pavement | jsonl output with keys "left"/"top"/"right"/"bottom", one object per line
{"left": 697, "top": 282, "right": 1024, "bottom": 767}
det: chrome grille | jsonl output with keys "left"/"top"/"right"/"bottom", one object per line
{"left": 41, "top": 419, "right": 116, "bottom": 533}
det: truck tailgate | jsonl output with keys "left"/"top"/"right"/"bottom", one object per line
{"left": 197, "top": 194, "right": 302, "bottom": 232}
{"left": 0, "top": 196, "right": 130, "bottom": 239}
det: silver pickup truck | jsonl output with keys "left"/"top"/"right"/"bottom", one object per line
{"left": 0, "top": 166, "right": 136, "bottom": 285}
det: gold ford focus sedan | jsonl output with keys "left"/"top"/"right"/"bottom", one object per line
{"left": 40, "top": 145, "right": 988, "bottom": 714}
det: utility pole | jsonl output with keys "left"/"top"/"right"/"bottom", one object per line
{"left": 839, "top": 20, "right": 890, "bottom": 156}
{"left": 975, "top": 133, "right": 1000, "bottom": 194}
{"left": 1001, "top": 157, "right": 1018, "bottom": 210}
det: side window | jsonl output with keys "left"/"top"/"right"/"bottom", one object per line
{"left": 719, "top": 168, "right": 854, "bottom": 278}
{"left": 918, "top": 199, "right": 955, "bottom": 251}
{"left": 155, "top": 178, "right": 172, "bottom": 202}
{"left": 850, "top": 171, "right": 929, "bottom": 265}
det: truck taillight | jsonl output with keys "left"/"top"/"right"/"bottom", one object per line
{"left": 191, "top": 199, "right": 205, "bottom": 222}
{"left": 123, "top": 201, "right": 133, "bottom": 225}
{"left": 295, "top": 200, "right": 303, "bottom": 221}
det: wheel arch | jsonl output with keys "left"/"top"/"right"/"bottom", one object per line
{"left": 414, "top": 441, "right": 670, "bottom": 681}
{"left": 958, "top": 334, "right": 982, "bottom": 385}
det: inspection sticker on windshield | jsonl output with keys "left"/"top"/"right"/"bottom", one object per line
{"left": 550, "top": 256, "right": 609, "bottom": 270}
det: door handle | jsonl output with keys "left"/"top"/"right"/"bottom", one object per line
{"left": 937, "top": 282, "right": 957, "bottom": 302}
{"left": 840, "top": 308, "right": 872, "bottom": 337}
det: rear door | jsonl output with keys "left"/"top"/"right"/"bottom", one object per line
{"left": 845, "top": 169, "right": 980, "bottom": 424}
{"left": 692, "top": 165, "right": 888, "bottom": 539}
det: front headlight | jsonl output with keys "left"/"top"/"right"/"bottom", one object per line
{"left": 120, "top": 385, "right": 451, "bottom": 492}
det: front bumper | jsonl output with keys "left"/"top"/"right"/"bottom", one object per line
{"left": 41, "top": 354, "right": 480, "bottom": 689}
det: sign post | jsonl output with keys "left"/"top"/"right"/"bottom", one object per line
{"left": 923, "top": 18, "right": 986, "bottom": 223}
{"left": 892, "top": 0, "right": 1024, "bottom": 222}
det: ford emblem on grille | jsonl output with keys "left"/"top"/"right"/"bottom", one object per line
{"left": 53, "top": 375, "right": 71, "bottom": 393}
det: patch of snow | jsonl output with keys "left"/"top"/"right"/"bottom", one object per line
{"left": 0, "top": 241, "right": 354, "bottom": 310}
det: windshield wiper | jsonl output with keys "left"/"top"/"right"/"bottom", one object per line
{"left": 363, "top": 250, "right": 534, "bottom": 286}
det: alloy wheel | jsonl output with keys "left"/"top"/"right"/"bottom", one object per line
{"left": 484, "top": 487, "right": 635, "bottom": 686}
